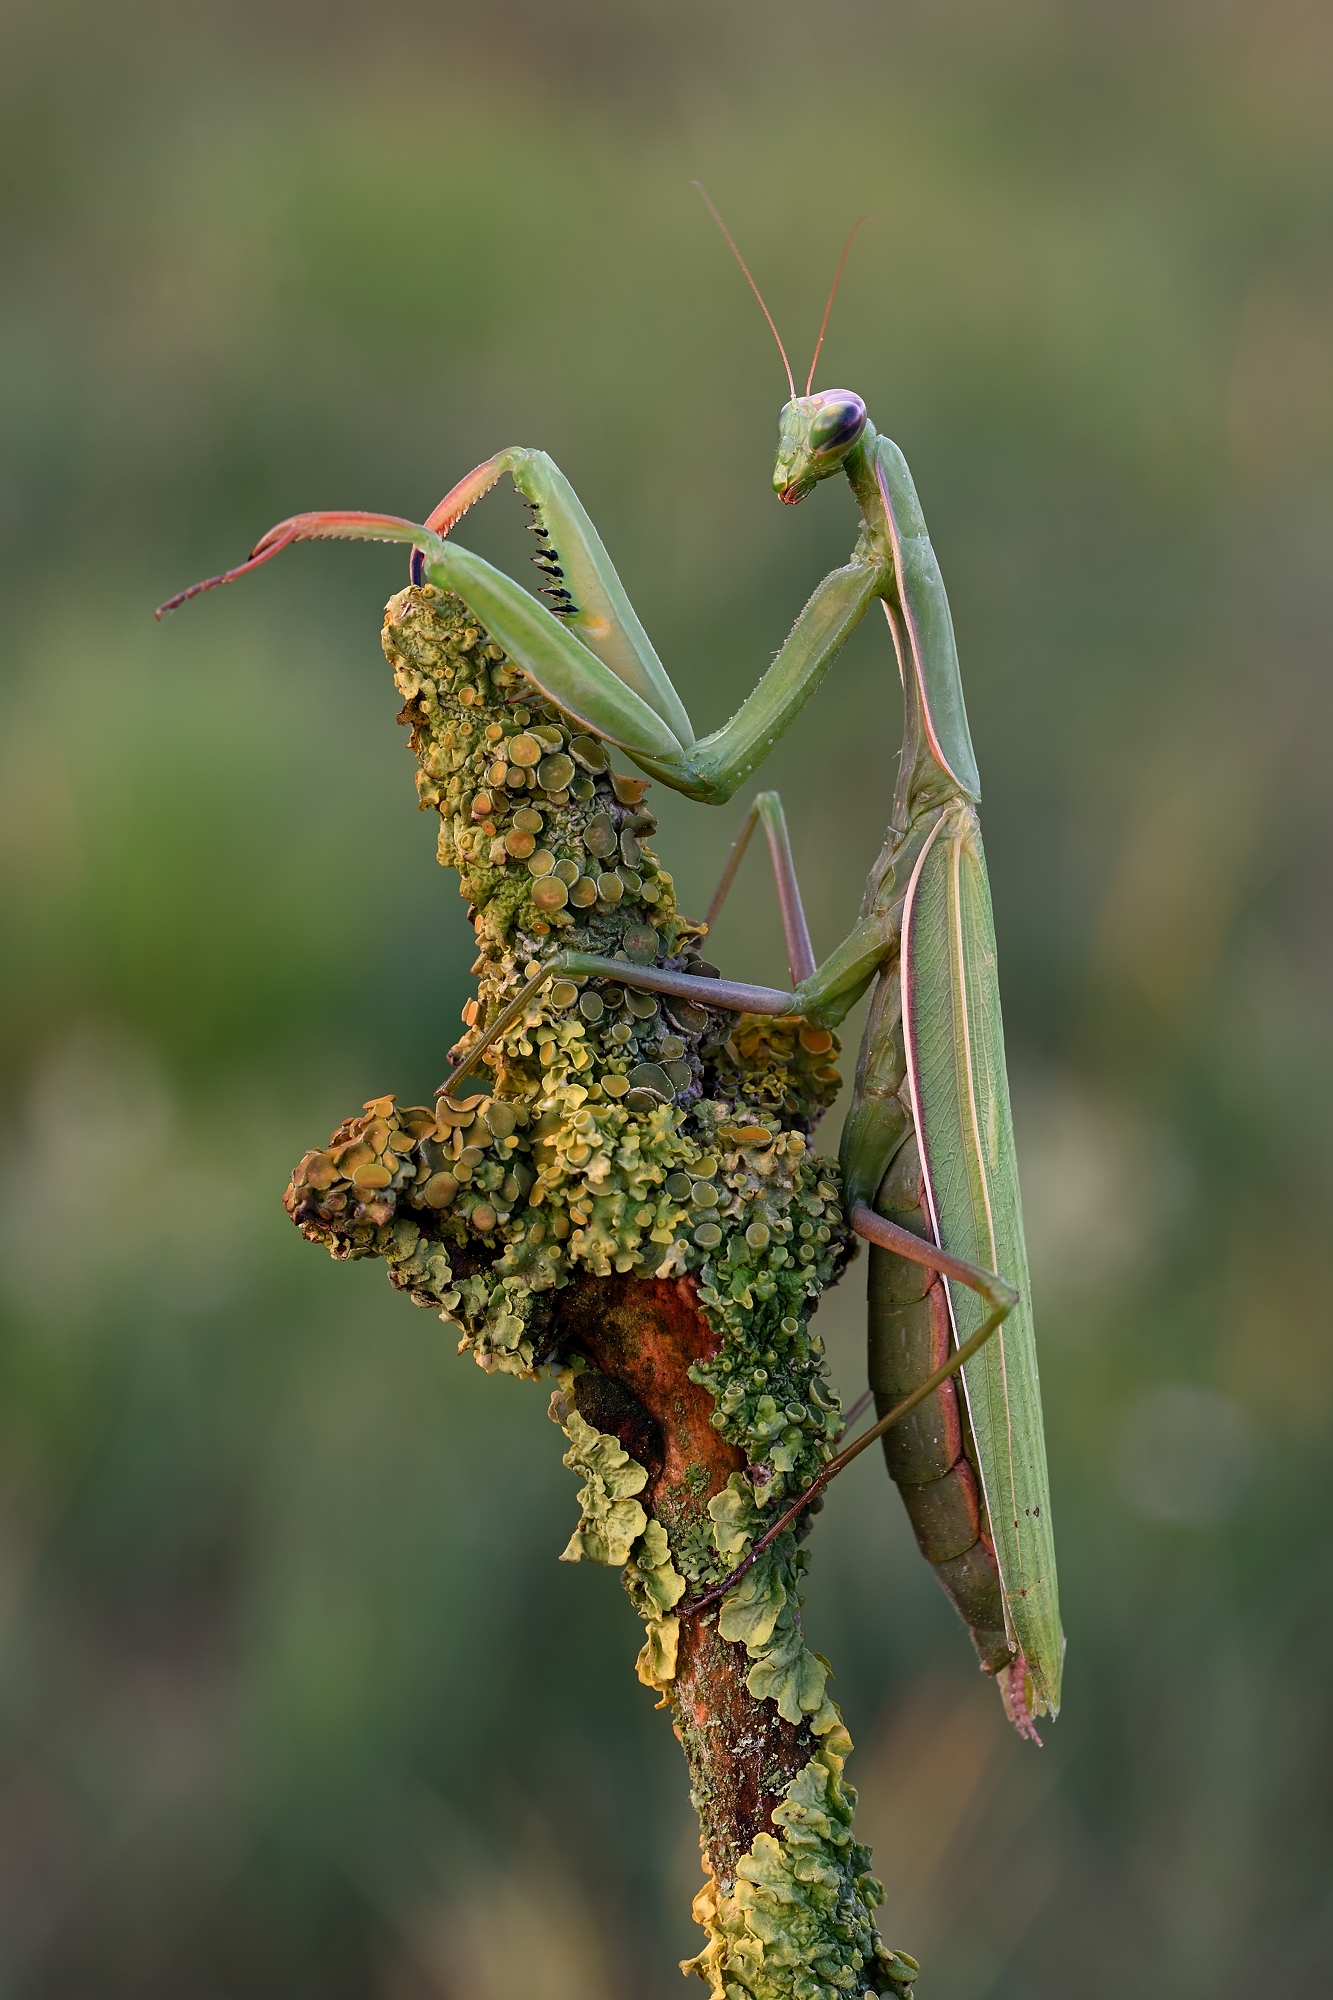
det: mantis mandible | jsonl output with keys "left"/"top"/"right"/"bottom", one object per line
{"left": 158, "top": 199, "right": 1063, "bottom": 1738}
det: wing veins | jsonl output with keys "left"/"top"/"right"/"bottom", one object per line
{"left": 950, "top": 824, "right": 1021, "bottom": 1546}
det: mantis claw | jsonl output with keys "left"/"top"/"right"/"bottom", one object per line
{"left": 423, "top": 457, "right": 508, "bottom": 539}
{"left": 156, "top": 512, "right": 443, "bottom": 619}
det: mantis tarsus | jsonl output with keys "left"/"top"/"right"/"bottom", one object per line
{"left": 159, "top": 205, "right": 1062, "bottom": 1740}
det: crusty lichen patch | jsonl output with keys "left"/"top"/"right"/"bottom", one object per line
{"left": 280, "top": 584, "right": 917, "bottom": 1998}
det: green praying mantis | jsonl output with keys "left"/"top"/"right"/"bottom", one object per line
{"left": 159, "top": 200, "right": 1062, "bottom": 1738}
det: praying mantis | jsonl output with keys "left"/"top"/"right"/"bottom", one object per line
{"left": 158, "top": 203, "right": 1062, "bottom": 1739}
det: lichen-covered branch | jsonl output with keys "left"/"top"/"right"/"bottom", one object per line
{"left": 282, "top": 586, "right": 918, "bottom": 2000}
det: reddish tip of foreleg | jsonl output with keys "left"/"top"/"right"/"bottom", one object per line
{"left": 155, "top": 522, "right": 304, "bottom": 618}
{"left": 155, "top": 511, "right": 431, "bottom": 619}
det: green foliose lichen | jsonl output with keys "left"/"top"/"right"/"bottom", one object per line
{"left": 547, "top": 1376, "right": 687, "bottom": 1695}
{"left": 682, "top": 1721, "right": 920, "bottom": 2000}
{"left": 626, "top": 1515, "right": 688, "bottom": 1692}
{"left": 714, "top": 1520, "right": 835, "bottom": 1732}
{"left": 281, "top": 583, "right": 914, "bottom": 1998}
{"left": 557, "top": 1408, "right": 649, "bottom": 1566}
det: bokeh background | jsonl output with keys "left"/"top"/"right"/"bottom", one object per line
{"left": 2, "top": 1, "right": 1331, "bottom": 1993}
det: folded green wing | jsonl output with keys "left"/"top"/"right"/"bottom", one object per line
{"left": 901, "top": 806, "right": 1063, "bottom": 1715}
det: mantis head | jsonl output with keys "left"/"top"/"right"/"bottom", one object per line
{"left": 773, "top": 391, "right": 868, "bottom": 504}
{"left": 691, "top": 186, "right": 874, "bottom": 508}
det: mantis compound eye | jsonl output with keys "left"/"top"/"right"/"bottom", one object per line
{"left": 809, "top": 392, "right": 867, "bottom": 456}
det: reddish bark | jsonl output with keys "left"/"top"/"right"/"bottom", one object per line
{"left": 556, "top": 1274, "right": 815, "bottom": 1889}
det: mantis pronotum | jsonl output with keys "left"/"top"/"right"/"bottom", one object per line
{"left": 159, "top": 202, "right": 1062, "bottom": 1741}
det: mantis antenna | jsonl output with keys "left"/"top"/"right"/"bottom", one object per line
{"left": 805, "top": 214, "right": 876, "bottom": 395}
{"left": 692, "top": 181, "right": 796, "bottom": 399}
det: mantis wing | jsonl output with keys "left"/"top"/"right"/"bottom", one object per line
{"left": 901, "top": 805, "right": 1064, "bottom": 1716}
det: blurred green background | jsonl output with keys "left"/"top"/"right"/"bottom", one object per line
{"left": 2, "top": 1, "right": 1331, "bottom": 1993}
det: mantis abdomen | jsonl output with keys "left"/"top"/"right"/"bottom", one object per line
{"left": 868, "top": 1134, "right": 1012, "bottom": 1678}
